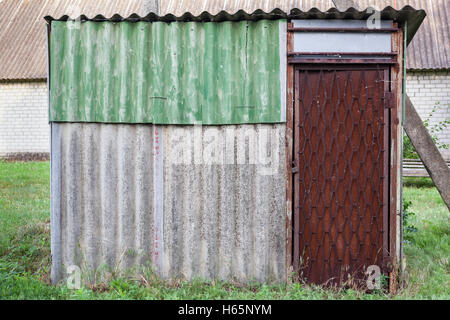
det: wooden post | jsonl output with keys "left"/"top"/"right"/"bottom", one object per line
{"left": 404, "top": 95, "right": 450, "bottom": 210}
{"left": 285, "top": 22, "right": 294, "bottom": 282}
{"left": 389, "top": 23, "right": 404, "bottom": 294}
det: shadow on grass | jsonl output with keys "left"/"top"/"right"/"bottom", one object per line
{"left": 403, "top": 177, "right": 435, "bottom": 188}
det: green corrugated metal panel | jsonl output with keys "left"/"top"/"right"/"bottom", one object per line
{"left": 49, "top": 20, "right": 285, "bottom": 124}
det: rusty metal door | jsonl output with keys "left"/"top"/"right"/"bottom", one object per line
{"left": 293, "top": 65, "right": 391, "bottom": 286}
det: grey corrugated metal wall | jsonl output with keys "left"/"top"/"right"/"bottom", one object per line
{"left": 51, "top": 123, "right": 286, "bottom": 283}
{"left": 51, "top": 123, "right": 157, "bottom": 282}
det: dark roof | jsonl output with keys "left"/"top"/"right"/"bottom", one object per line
{"left": 0, "top": 0, "right": 445, "bottom": 80}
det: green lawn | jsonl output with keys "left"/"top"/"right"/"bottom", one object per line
{"left": 0, "top": 161, "right": 448, "bottom": 299}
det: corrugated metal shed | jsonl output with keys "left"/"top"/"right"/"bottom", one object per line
{"left": 47, "top": 5, "right": 420, "bottom": 285}
{"left": 49, "top": 20, "right": 285, "bottom": 124}
{"left": 0, "top": 0, "right": 445, "bottom": 80}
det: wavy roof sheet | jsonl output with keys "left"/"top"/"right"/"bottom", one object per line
{"left": 44, "top": 6, "right": 425, "bottom": 45}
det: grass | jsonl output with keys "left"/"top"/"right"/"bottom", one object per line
{"left": 0, "top": 161, "right": 448, "bottom": 300}
{"left": 400, "top": 177, "right": 450, "bottom": 299}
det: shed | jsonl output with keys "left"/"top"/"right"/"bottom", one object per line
{"left": 47, "top": 6, "right": 426, "bottom": 287}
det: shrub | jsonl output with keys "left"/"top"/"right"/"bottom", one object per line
{"left": 403, "top": 102, "right": 450, "bottom": 159}
{"left": 403, "top": 199, "right": 418, "bottom": 244}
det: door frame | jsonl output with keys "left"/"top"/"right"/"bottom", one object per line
{"left": 285, "top": 21, "right": 405, "bottom": 289}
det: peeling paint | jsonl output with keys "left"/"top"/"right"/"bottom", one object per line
{"left": 49, "top": 20, "right": 285, "bottom": 124}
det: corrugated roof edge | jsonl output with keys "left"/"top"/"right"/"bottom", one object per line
{"left": 0, "top": 77, "right": 47, "bottom": 82}
{"left": 44, "top": 6, "right": 426, "bottom": 45}
{"left": 407, "top": 68, "right": 450, "bottom": 72}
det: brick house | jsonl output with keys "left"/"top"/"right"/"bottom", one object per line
{"left": 0, "top": 0, "right": 448, "bottom": 159}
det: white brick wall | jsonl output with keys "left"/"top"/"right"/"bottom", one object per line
{"left": 406, "top": 70, "right": 450, "bottom": 159}
{"left": 0, "top": 81, "right": 50, "bottom": 156}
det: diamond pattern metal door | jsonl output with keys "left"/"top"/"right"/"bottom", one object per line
{"left": 293, "top": 66, "right": 390, "bottom": 286}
